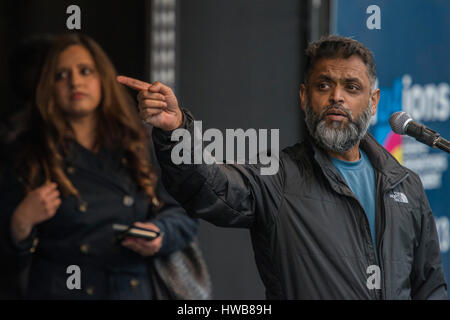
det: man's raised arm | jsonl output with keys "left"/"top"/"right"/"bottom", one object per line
{"left": 117, "top": 76, "right": 284, "bottom": 229}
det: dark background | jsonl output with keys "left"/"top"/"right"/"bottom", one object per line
{"left": 178, "top": 0, "right": 306, "bottom": 299}
{"left": 0, "top": 0, "right": 329, "bottom": 299}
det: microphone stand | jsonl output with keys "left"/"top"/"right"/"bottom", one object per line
{"left": 435, "top": 137, "right": 450, "bottom": 154}
{"left": 409, "top": 123, "right": 450, "bottom": 154}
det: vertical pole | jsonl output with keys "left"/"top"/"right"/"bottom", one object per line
{"left": 150, "top": 0, "right": 177, "bottom": 92}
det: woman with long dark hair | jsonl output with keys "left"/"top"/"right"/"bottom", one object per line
{"left": 0, "top": 33, "right": 199, "bottom": 299}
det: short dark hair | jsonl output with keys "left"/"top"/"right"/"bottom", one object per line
{"left": 304, "top": 35, "right": 376, "bottom": 89}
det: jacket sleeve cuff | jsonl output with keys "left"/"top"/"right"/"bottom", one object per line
{"left": 148, "top": 214, "right": 198, "bottom": 257}
{"left": 150, "top": 220, "right": 169, "bottom": 255}
{"left": 152, "top": 108, "right": 193, "bottom": 144}
{"left": 8, "top": 225, "right": 37, "bottom": 253}
{"left": 3, "top": 215, "right": 37, "bottom": 257}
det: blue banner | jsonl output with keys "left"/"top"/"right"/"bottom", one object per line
{"left": 333, "top": 0, "right": 450, "bottom": 293}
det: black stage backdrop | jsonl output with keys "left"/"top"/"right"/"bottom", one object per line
{"left": 178, "top": 0, "right": 307, "bottom": 299}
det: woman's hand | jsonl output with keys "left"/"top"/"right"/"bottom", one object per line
{"left": 121, "top": 222, "right": 163, "bottom": 257}
{"left": 116, "top": 76, "right": 183, "bottom": 131}
{"left": 11, "top": 182, "right": 61, "bottom": 242}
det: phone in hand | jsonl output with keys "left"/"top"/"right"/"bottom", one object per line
{"left": 113, "top": 223, "right": 160, "bottom": 241}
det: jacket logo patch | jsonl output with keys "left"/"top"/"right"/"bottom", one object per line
{"left": 389, "top": 191, "right": 409, "bottom": 204}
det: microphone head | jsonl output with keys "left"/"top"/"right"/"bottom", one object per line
{"left": 389, "top": 111, "right": 412, "bottom": 134}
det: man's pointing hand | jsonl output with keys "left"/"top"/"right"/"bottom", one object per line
{"left": 117, "top": 76, "right": 183, "bottom": 131}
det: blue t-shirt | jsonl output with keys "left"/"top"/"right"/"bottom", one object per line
{"left": 331, "top": 150, "right": 377, "bottom": 262}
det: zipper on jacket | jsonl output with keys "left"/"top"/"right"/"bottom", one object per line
{"left": 340, "top": 186, "right": 380, "bottom": 299}
{"left": 325, "top": 169, "right": 379, "bottom": 299}
{"left": 359, "top": 201, "right": 380, "bottom": 300}
{"left": 376, "top": 195, "right": 385, "bottom": 300}
{"left": 377, "top": 172, "right": 410, "bottom": 300}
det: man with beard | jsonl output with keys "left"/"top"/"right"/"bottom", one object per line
{"left": 117, "top": 35, "right": 447, "bottom": 299}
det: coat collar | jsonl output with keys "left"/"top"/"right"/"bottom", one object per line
{"left": 307, "top": 132, "right": 409, "bottom": 191}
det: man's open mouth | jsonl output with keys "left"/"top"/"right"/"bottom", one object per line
{"left": 325, "top": 109, "right": 348, "bottom": 117}
{"left": 324, "top": 110, "right": 348, "bottom": 122}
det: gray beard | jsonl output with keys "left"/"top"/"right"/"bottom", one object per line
{"left": 304, "top": 99, "right": 373, "bottom": 153}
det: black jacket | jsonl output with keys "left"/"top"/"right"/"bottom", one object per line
{"left": 152, "top": 109, "right": 448, "bottom": 300}
{"left": 0, "top": 139, "right": 198, "bottom": 299}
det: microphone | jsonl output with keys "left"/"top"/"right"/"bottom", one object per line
{"left": 389, "top": 112, "right": 450, "bottom": 153}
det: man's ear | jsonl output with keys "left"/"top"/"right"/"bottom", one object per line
{"left": 370, "top": 88, "right": 380, "bottom": 116}
{"left": 300, "top": 84, "right": 307, "bottom": 112}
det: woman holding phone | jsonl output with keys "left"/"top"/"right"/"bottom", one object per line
{"left": 0, "top": 33, "right": 199, "bottom": 299}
